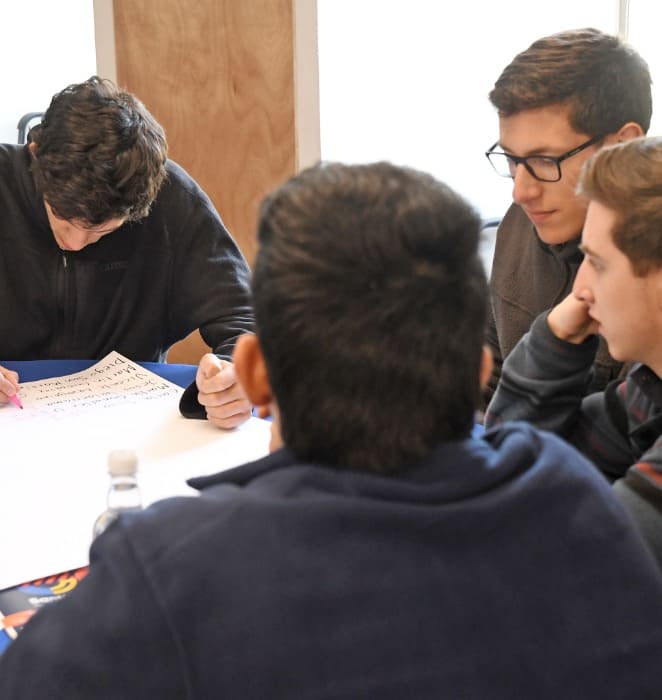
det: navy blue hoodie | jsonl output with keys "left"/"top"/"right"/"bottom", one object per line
{"left": 1, "top": 422, "right": 661, "bottom": 698}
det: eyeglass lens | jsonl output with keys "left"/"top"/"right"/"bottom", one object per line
{"left": 489, "top": 153, "right": 560, "bottom": 182}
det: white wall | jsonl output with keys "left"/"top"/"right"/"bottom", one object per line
{"left": 317, "top": 0, "right": 619, "bottom": 221}
{"left": 627, "top": 0, "right": 662, "bottom": 137}
{"left": 0, "top": 0, "right": 97, "bottom": 144}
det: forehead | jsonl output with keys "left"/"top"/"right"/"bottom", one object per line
{"left": 582, "top": 201, "right": 619, "bottom": 252}
{"left": 72, "top": 216, "right": 126, "bottom": 234}
{"left": 498, "top": 104, "right": 586, "bottom": 154}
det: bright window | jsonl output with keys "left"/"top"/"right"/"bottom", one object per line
{"left": 625, "top": 0, "right": 662, "bottom": 136}
{"left": 0, "top": 0, "right": 96, "bottom": 144}
{"left": 318, "top": 1, "right": 620, "bottom": 221}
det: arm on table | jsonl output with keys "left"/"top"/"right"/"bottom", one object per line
{"left": 165, "top": 173, "right": 255, "bottom": 427}
{"left": 180, "top": 353, "right": 252, "bottom": 429}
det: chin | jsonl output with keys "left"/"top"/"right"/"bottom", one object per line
{"left": 535, "top": 225, "right": 579, "bottom": 246}
{"left": 602, "top": 339, "right": 628, "bottom": 363}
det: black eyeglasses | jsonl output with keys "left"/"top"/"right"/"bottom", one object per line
{"left": 485, "top": 135, "right": 603, "bottom": 183}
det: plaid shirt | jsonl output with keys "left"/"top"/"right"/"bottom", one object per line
{"left": 486, "top": 312, "right": 662, "bottom": 566}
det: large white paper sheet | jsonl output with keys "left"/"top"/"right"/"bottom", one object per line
{"left": 0, "top": 352, "right": 271, "bottom": 590}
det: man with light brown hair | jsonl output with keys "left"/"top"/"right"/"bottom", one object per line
{"left": 487, "top": 135, "right": 662, "bottom": 569}
{"left": 484, "top": 27, "right": 652, "bottom": 406}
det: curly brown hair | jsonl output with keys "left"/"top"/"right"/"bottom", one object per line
{"left": 30, "top": 76, "right": 167, "bottom": 226}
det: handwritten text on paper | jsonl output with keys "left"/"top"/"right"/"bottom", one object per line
{"left": 2, "top": 352, "right": 181, "bottom": 418}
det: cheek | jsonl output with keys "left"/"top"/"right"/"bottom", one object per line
{"left": 562, "top": 188, "right": 588, "bottom": 217}
{"left": 55, "top": 225, "right": 74, "bottom": 243}
{"left": 560, "top": 199, "right": 589, "bottom": 237}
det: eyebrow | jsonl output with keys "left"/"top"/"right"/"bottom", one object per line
{"left": 82, "top": 222, "right": 124, "bottom": 235}
{"left": 579, "top": 243, "right": 606, "bottom": 261}
{"left": 89, "top": 226, "right": 119, "bottom": 235}
{"left": 497, "top": 142, "right": 564, "bottom": 158}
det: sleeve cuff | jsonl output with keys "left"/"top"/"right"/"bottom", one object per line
{"left": 178, "top": 379, "right": 207, "bottom": 420}
{"left": 527, "top": 311, "right": 600, "bottom": 373}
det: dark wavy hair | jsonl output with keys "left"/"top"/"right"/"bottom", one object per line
{"left": 253, "top": 162, "right": 487, "bottom": 474}
{"left": 30, "top": 76, "right": 167, "bottom": 225}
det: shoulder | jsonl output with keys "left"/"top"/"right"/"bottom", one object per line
{"left": 0, "top": 143, "right": 28, "bottom": 175}
{"left": 498, "top": 203, "right": 531, "bottom": 231}
{"left": 138, "top": 159, "right": 227, "bottom": 236}
{"left": 0, "top": 142, "right": 24, "bottom": 160}
{"left": 494, "top": 204, "right": 534, "bottom": 246}
{"left": 486, "top": 421, "right": 613, "bottom": 490}
{"left": 152, "top": 159, "right": 217, "bottom": 214}
{"left": 490, "top": 204, "right": 542, "bottom": 287}
{"left": 161, "top": 160, "right": 207, "bottom": 198}
{"left": 486, "top": 422, "right": 653, "bottom": 549}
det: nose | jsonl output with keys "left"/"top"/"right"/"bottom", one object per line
{"left": 572, "top": 258, "right": 594, "bottom": 304}
{"left": 511, "top": 164, "right": 542, "bottom": 204}
{"left": 60, "top": 227, "right": 95, "bottom": 251}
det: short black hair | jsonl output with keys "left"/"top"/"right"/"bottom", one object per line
{"left": 253, "top": 162, "right": 487, "bottom": 474}
{"left": 30, "top": 76, "right": 167, "bottom": 225}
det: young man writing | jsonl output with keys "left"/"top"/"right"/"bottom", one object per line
{"left": 484, "top": 28, "right": 652, "bottom": 404}
{"left": 1, "top": 162, "right": 661, "bottom": 698}
{"left": 486, "top": 136, "right": 662, "bottom": 569}
{"left": 0, "top": 77, "right": 252, "bottom": 429}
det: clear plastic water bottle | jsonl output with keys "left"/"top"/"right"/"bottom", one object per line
{"left": 92, "top": 449, "right": 143, "bottom": 539}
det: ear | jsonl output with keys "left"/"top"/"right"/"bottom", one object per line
{"left": 28, "top": 141, "right": 37, "bottom": 156}
{"left": 652, "top": 268, "right": 662, "bottom": 310}
{"left": 603, "top": 121, "right": 645, "bottom": 146}
{"left": 479, "top": 345, "right": 494, "bottom": 389}
{"left": 232, "top": 333, "right": 273, "bottom": 407}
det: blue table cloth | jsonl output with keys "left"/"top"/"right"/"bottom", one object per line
{"left": 2, "top": 359, "right": 197, "bottom": 389}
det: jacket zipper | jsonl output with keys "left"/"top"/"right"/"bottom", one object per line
{"left": 55, "top": 252, "right": 71, "bottom": 355}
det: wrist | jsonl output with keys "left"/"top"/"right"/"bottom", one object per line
{"left": 546, "top": 310, "right": 591, "bottom": 345}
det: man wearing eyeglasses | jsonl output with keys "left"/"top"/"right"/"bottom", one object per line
{"left": 482, "top": 28, "right": 651, "bottom": 406}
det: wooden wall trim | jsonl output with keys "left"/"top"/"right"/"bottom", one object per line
{"left": 294, "top": 0, "right": 321, "bottom": 170}
{"left": 112, "top": 0, "right": 297, "bottom": 267}
{"left": 93, "top": 0, "right": 117, "bottom": 82}
{"left": 94, "top": 0, "right": 319, "bottom": 365}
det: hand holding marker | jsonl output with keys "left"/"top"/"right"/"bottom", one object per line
{"left": 0, "top": 367, "right": 23, "bottom": 409}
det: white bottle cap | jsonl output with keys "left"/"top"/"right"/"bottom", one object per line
{"left": 108, "top": 449, "right": 138, "bottom": 477}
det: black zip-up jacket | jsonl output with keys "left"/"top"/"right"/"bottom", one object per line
{"left": 0, "top": 144, "right": 254, "bottom": 412}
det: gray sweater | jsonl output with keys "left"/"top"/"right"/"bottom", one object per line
{"left": 484, "top": 203, "right": 623, "bottom": 405}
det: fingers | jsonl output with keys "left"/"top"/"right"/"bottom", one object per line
{"left": 0, "top": 366, "right": 20, "bottom": 405}
{"left": 547, "top": 293, "right": 596, "bottom": 344}
{"left": 206, "top": 399, "right": 253, "bottom": 430}
{"left": 196, "top": 354, "right": 236, "bottom": 393}
{"left": 196, "top": 356, "right": 253, "bottom": 429}
{"left": 255, "top": 405, "right": 271, "bottom": 419}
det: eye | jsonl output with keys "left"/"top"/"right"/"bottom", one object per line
{"left": 587, "top": 257, "right": 604, "bottom": 272}
{"left": 527, "top": 156, "right": 555, "bottom": 166}
{"left": 527, "top": 156, "right": 558, "bottom": 177}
